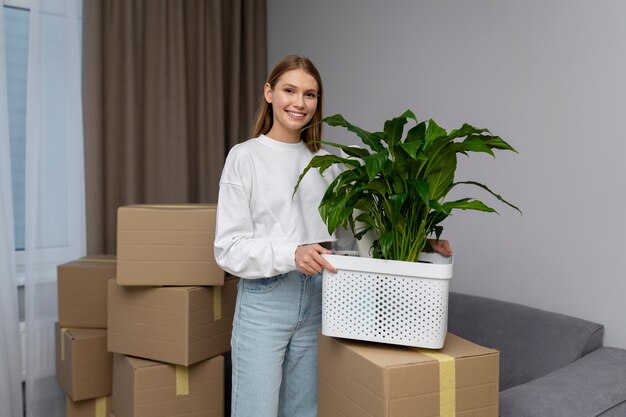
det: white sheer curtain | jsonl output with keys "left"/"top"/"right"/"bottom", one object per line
{"left": 23, "top": 0, "right": 85, "bottom": 416}
{"left": 1, "top": 7, "right": 25, "bottom": 417}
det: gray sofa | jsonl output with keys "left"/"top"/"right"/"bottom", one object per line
{"left": 447, "top": 292, "right": 626, "bottom": 417}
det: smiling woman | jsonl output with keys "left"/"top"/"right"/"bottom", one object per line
{"left": 214, "top": 55, "right": 356, "bottom": 417}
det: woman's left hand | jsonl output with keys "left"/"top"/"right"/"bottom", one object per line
{"left": 295, "top": 244, "right": 337, "bottom": 275}
{"left": 428, "top": 239, "right": 453, "bottom": 257}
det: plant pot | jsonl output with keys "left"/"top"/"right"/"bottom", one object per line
{"left": 321, "top": 252, "right": 453, "bottom": 349}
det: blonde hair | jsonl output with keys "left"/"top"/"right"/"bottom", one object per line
{"left": 252, "top": 55, "right": 323, "bottom": 152}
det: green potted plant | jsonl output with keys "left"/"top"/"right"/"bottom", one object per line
{"left": 295, "top": 109, "right": 520, "bottom": 348}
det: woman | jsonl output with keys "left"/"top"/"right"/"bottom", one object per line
{"left": 214, "top": 55, "right": 451, "bottom": 417}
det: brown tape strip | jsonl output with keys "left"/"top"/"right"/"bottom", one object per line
{"left": 176, "top": 365, "right": 189, "bottom": 396}
{"left": 79, "top": 258, "right": 116, "bottom": 263}
{"left": 413, "top": 348, "right": 456, "bottom": 417}
{"left": 213, "top": 287, "right": 222, "bottom": 320}
{"left": 95, "top": 396, "right": 107, "bottom": 417}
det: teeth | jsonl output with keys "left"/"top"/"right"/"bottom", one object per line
{"left": 288, "top": 111, "right": 305, "bottom": 117}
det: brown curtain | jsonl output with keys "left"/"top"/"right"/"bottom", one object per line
{"left": 83, "top": 0, "right": 267, "bottom": 254}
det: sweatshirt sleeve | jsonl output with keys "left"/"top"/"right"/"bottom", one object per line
{"left": 213, "top": 148, "right": 298, "bottom": 279}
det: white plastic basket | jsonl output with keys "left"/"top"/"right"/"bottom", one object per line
{"left": 321, "top": 252, "right": 453, "bottom": 349}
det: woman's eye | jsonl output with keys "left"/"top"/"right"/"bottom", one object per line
{"left": 284, "top": 88, "right": 294, "bottom": 94}
{"left": 306, "top": 92, "right": 318, "bottom": 99}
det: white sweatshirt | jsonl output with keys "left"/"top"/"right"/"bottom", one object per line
{"left": 214, "top": 135, "right": 355, "bottom": 279}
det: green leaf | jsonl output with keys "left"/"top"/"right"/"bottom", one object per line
{"left": 364, "top": 151, "right": 388, "bottom": 180}
{"left": 410, "top": 179, "right": 430, "bottom": 205}
{"left": 383, "top": 109, "right": 416, "bottom": 147}
{"left": 425, "top": 119, "right": 448, "bottom": 148}
{"left": 321, "top": 195, "right": 353, "bottom": 234}
{"left": 406, "top": 121, "right": 426, "bottom": 144}
{"left": 391, "top": 175, "right": 405, "bottom": 194}
{"left": 378, "top": 231, "right": 394, "bottom": 259}
{"left": 442, "top": 198, "right": 496, "bottom": 213}
{"left": 446, "top": 123, "right": 488, "bottom": 140}
{"left": 399, "top": 141, "right": 422, "bottom": 160}
{"left": 452, "top": 138, "right": 495, "bottom": 157}
{"left": 293, "top": 154, "right": 361, "bottom": 196}
{"left": 388, "top": 193, "right": 407, "bottom": 219}
{"left": 426, "top": 153, "right": 456, "bottom": 200}
{"left": 317, "top": 141, "right": 371, "bottom": 160}
{"left": 354, "top": 196, "right": 378, "bottom": 213}
{"left": 453, "top": 181, "right": 523, "bottom": 214}
{"left": 354, "top": 212, "right": 377, "bottom": 229}
{"left": 321, "top": 173, "right": 345, "bottom": 204}
{"left": 363, "top": 179, "right": 389, "bottom": 196}
{"left": 426, "top": 207, "right": 449, "bottom": 229}
{"left": 483, "top": 135, "right": 518, "bottom": 152}
{"left": 323, "top": 114, "right": 385, "bottom": 152}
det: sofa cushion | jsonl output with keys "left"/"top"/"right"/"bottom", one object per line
{"left": 499, "top": 347, "right": 626, "bottom": 417}
{"left": 447, "top": 292, "right": 604, "bottom": 390}
{"left": 599, "top": 401, "right": 626, "bottom": 417}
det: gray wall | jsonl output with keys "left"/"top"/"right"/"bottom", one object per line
{"left": 268, "top": 0, "right": 626, "bottom": 348}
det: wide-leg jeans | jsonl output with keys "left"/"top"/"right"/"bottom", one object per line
{"left": 230, "top": 270, "right": 322, "bottom": 417}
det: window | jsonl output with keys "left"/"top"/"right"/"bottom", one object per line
{"left": 4, "top": 0, "right": 29, "bottom": 283}
{"left": 4, "top": 1, "right": 29, "bottom": 285}
{"left": 4, "top": 3, "right": 28, "bottom": 253}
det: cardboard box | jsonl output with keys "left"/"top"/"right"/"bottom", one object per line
{"left": 58, "top": 255, "right": 117, "bottom": 328}
{"left": 107, "top": 277, "right": 238, "bottom": 366}
{"left": 116, "top": 204, "right": 224, "bottom": 286}
{"left": 66, "top": 396, "right": 111, "bottom": 417}
{"left": 55, "top": 323, "right": 113, "bottom": 401}
{"left": 112, "top": 354, "right": 224, "bottom": 417}
{"left": 318, "top": 333, "right": 499, "bottom": 417}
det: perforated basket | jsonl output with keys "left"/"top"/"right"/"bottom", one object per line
{"left": 321, "top": 252, "right": 453, "bottom": 349}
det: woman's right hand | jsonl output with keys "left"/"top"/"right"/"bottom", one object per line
{"left": 428, "top": 239, "right": 453, "bottom": 257}
{"left": 295, "top": 244, "right": 337, "bottom": 275}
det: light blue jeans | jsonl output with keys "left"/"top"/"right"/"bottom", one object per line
{"left": 230, "top": 270, "right": 322, "bottom": 417}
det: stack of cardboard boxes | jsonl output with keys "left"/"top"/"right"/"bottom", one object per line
{"left": 109, "top": 204, "right": 236, "bottom": 417}
{"left": 56, "top": 204, "right": 235, "bottom": 417}
{"left": 54, "top": 203, "right": 502, "bottom": 417}
{"left": 56, "top": 255, "right": 116, "bottom": 417}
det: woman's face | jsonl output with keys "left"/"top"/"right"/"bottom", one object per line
{"left": 264, "top": 69, "right": 319, "bottom": 142}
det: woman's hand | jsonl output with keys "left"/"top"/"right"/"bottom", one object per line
{"left": 295, "top": 244, "right": 337, "bottom": 275}
{"left": 428, "top": 239, "right": 453, "bottom": 257}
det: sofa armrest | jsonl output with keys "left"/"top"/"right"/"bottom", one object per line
{"left": 499, "top": 347, "right": 626, "bottom": 417}
{"left": 447, "top": 292, "right": 604, "bottom": 390}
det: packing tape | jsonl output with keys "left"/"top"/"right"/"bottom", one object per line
{"left": 135, "top": 204, "right": 207, "bottom": 209}
{"left": 80, "top": 258, "right": 116, "bottom": 263}
{"left": 414, "top": 349, "right": 456, "bottom": 417}
{"left": 176, "top": 365, "right": 189, "bottom": 396}
{"left": 95, "top": 396, "right": 107, "bottom": 417}
{"left": 213, "top": 287, "right": 222, "bottom": 320}
{"left": 60, "top": 328, "right": 70, "bottom": 361}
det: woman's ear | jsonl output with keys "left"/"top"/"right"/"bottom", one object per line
{"left": 263, "top": 83, "right": 273, "bottom": 103}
